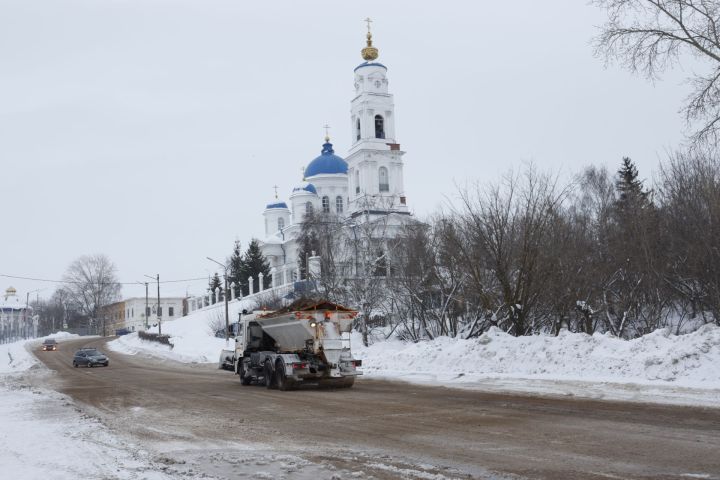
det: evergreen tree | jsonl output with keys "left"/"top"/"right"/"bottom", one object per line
{"left": 227, "top": 240, "right": 243, "bottom": 295}
{"left": 208, "top": 272, "right": 223, "bottom": 304}
{"left": 615, "top": 157, "right": 651, "bottom": 216}
{"left": 240, "top": 239, "right": 271, "bottom": 294}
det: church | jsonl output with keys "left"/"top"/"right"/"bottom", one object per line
{"left": 260, "top": 22, "right": 412, "bottom": 287}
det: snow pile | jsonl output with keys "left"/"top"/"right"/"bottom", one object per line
{"left": 354, "top": 324, "right": 720, "bottom": 388}
{"left": 108, "top": 312, "right": 231, "bottom": 363}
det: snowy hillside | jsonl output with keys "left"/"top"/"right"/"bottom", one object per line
{"left": 107, "top": 305, "right": 720, "bottom": 406}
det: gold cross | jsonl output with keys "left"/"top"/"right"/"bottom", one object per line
{"left": 323, "top": 124, "right": 331, "bottom": 141}
{"left": 365, "top": 17, "right": 372, "bottom": 33}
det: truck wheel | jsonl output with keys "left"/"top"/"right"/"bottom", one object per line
{"left": 239, "top": 361, "right": 252, "bottom": 386}
{"left": 263, "top": 362, "right": 276, "bottom": 389}
{"left": 275, "top": 359, "right": 295, "bottom": 391}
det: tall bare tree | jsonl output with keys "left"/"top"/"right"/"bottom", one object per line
{"left": 594, "top": 0, "right": 720, "bottom": 144}
{"left": 61, "top": 254, "right": 121, "bottom": 332}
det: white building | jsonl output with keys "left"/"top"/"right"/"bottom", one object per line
{"left": 101, "top": 297, "right": 186, "bottom": 333}
{"left": 260, "top": 25, "right": 412, "bottom": 283}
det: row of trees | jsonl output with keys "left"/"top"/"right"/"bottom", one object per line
{"left": 300, "top": 152, "right": 719, "bottom": 343}
{"left": 208, "top": 239, "right": 271, "bottom": 302}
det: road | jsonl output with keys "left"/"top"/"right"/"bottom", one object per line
{"left": 33, "top": 336, "right": 720, "bottom": 480}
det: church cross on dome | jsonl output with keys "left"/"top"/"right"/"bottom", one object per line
{"left": 272, "top": 185, "right": 279, "bottom": 199}
{"left": 364, "top": 17, "right": 372, "bottom": 33}
{"left": 323, "top": 124, "right": 331, "bottom": 142}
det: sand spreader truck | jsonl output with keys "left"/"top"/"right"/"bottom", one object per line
{"left": 219, "top": 299, "right": 362, "bottom": 390}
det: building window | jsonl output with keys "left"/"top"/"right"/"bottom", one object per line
{"left": 336, "top": 196, "right": 343, "bottom": 213}
{"left": 278, "top": 217, "right": 285, "bottom": 231}
{"left": 169, "top": 307, "right": 174, "bottom": 317}
{"left": 157, "top": 306, "right": 163, "bottom": 317}
{"left": 146, "top": 307, "right": 150, "bottom": 317}
{"left": 322, "top": 196, "right": 330, "bottom": 213}
{"left": 379, "top": 166, "right": 389, "bottom": 192}
{"left": 131, "top": 308, "right": 134, "bottom": 317}
{"left": 305, "top": 202, "right": 313, "bottom": 214}
{"left": 355, "top": 170, "right": 360, "bottom": 194}
{"left": 356, "top": 117, "right": 361, "bottom": 141}
{"left": 375, "top": 115, "right": 385, "bottom": 139}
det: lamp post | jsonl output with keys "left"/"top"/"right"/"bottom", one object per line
{"left": 206, "top": 256, "right": 229, "bottom": 342}
{"left": 144, "top": 274, "right": 161, "bottom": 335}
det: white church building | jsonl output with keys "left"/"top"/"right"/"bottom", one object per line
{"left": 260, "top": 24, "right": 412, "bottom": 286}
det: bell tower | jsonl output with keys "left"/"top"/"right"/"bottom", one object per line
{"left": 346, "top": 19, "right": 408, "bottom": 216}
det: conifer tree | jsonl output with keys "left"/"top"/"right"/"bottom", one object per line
{"left": 227, "top": 240, "right": 243, "bottom": 295}
{"left": 240, "top": 239, "right": 271, "bottom": 294}
{"left": 208, "top": 272, "right": 223, "bottom": 303}
{"left": 615, "top": 157, "right": 650, "bottom": 217}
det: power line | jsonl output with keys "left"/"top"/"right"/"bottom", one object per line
{"left": 0, "top": 273, "right": 208, "bottom": 286}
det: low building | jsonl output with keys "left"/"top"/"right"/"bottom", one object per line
{"left": 0, "top": 286, "right": 35, "bottom": 341}
{"left": 100, "top": 297, "right": 186, "bottom": 333}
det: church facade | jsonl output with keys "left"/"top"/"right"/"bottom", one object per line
{"left": 260, "top": 25, "right": 412, "bottom": 286}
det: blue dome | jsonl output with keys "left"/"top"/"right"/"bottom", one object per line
{"left": 304, "top": 142, "right": 348, "bottom": 178}
{"left": 266, "top": 201, "right": 288, "bottom": 209}
{"left": 354, "top": 61, "right": 387, "bottom": 72}
{"left": 292, "top": 183, "right": 317, "bottom": 195}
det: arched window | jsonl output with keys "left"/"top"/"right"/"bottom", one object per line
{"left": 322, "top": 196, "right": 330, "bottom": 213}
{"left": 356, "top": 118, "right": 361, "bottom": 141}
{"left": 277, "top": 217, "right": 285, "bottom": 231}
{"left": 379, "top": 166, "right": 389, "bottom": 192}
{"left": 305, "top": 202, "right": 313, "bottom": 214}
{"left": 336, "top": 196, "right": 343, "bottom": 213}
{"left": 355, "top": 169, "right": 360, "bottom": 194}
{"left": 374, "top": 115, "right": 385, "bottom": 139}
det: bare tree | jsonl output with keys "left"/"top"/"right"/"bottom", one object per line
{"left": 61, "top": 254, "right": 121, "bottom": 334}
{"left": 594, "top": 0, "right": 720, "bottom": 144}
{"left": 453, "top": 165, "right": 570, "bottom": 336}
{"left": 658, "top": 149, "right": 720, "bottom": 323}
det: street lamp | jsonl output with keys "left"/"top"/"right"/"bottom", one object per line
{"left": 206, "top": 256, "right": 229, "bottom": 343}
{"left": 144, "top": 274, "right": 161, "bottom": 335}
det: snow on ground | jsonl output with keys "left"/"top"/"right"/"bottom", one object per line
{"left": 353, "top": 325, "right": 720, "bottom": 407}
{"left": 107, "top": 303, "right": 720, "bottom": 407}
{"left": 0, "top": 335, "right": 180, "bottom": 480}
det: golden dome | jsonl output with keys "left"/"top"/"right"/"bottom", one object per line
{"left": 6, "top": 286, "right": 16, "bottom": 295}
{"left": 361, "top": 18, "right": 379, "bottom": 61}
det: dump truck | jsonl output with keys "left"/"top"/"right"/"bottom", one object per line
{"left": 219, "top": 299, "right": 362, "bottom": 390}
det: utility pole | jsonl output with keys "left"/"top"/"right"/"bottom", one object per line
{"left": 144, "top": 274, "right": 161, "bottom": 335}
{"left": 156, "top": 274, "right": 161, "bottom": 335}
{"left": 136, "top": 281, "right": 149, "bottom": 330}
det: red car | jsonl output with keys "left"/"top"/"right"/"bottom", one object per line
{"left": 41, "top": 339, "right": 58, "bottom": 351}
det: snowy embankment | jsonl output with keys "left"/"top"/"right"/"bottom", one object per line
{"left": 107, "top": 304, "right": 720, "bottom": 406}
{"left": 0, "top": 333, "right": 175, "bottom": 479}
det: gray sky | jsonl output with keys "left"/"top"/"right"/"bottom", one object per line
{"left": 0, "top": 0, "right": 690, "bottom": 301}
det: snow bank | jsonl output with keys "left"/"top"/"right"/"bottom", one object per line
{"left": 108, "top": 312, "right": 231, "bottom": 363}
{"left": 354, "top": 324, "right": 720, "bottom": 389}
{"left": 0, "top": 332, "right": 81, "bottom": 374}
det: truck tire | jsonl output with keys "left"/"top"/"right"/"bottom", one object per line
{"left": 263, "top": 362, "right": 276, "bottom": 389}
{"left": 275, "top": 359, "right": 295, "bottom": 391}
{"left": 239, "top": 360, "right": 252, "bottom": 386}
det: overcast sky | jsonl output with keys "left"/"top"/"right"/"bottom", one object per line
{"left": 0, "top": 0, "right": 691, "bottom": 301}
